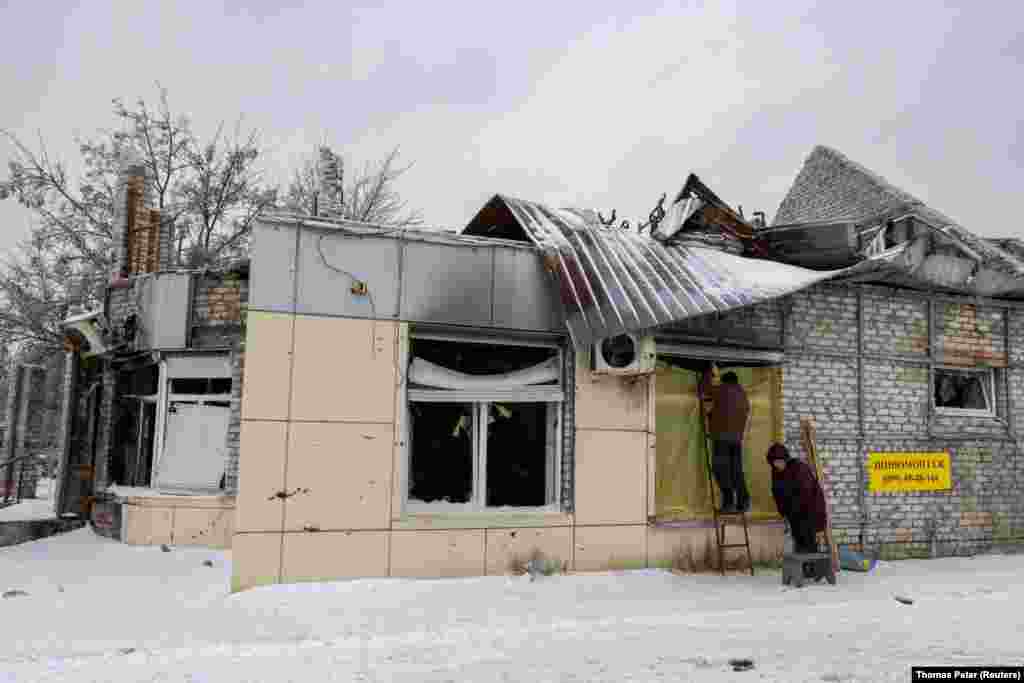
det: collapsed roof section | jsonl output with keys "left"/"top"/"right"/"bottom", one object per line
{"left": 764, "top": 146, "right": 1024, "bottom": 298}
{"left": 464, "top": 194, "right": 910, "bottom": 348}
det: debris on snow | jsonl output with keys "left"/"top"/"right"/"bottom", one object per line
{"left": 729, "top": 657, "right": 755, "bottom": 672}
{"left": 203, "top": 560, "right": 215, "bottom": 568}
{"left": 3, "top": 527, "right": 1024, "bottom": 682}
{"left": 160, "top": 544, "right": 172, "bottom": 552}
{"left": 894, "top": 594, "right": 914, "bottom": 605}
{"left": 2, "top": 589, "right": 29, "bottom": 598}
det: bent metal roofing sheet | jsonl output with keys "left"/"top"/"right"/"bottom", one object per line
{"left": 474, "top": 195, "right": 911, "bottom": 348}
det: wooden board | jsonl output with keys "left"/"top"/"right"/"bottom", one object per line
{"left": 800, "top": 417, "right": 840, "bottom": 574}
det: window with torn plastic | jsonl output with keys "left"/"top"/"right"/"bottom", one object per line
{"left": 405, "top": 338, "right": 563, "bottom": 512}
{"left": 933, "top": 367, "right": 996, "bottom": 417}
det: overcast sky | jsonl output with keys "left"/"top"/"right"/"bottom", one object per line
{"left": 1, "top": 0, "right": 1021, "bottom": 256}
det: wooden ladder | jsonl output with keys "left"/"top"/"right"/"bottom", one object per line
{"left": 698, "top": 373, "right": 755, "bottom": 577}
{"left": 800, "top": 417, "right": 840, "bottom": 574}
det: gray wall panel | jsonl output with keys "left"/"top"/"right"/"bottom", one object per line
{"left": 249, "top": 222, "right": 297, "bottom": 312}
{"left": 492, "top": 248, "right": 561, "bottom": 332}
{"left": 401, "top": 242, "right": 493, "bottom": 326}
{"left": 295, "top": 227, "right": 400, "bottom": 319}
{"left": 144, "top": 273, "right": 190, "bottom": 349}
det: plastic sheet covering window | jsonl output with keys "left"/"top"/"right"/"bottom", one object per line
{"left": 654, "top": 363, "right": 783, "bottom": 522}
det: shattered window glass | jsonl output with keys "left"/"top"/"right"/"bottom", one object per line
{"left": 934, "top": 368, "right": 992, "bottom": 413}
{"left": 408, "top": 402, "right": 474, "bottom": 505}
{"left": 405, "top": 337, "right": 563, "bottom": 511}
{"left": 486, "top": 403, "right": 554, "bottom": 507}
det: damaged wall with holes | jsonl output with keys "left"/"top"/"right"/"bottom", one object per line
{"left": 762, "top": 145, "right": 1024, "bottom": 559}
{"left": 56, "top": 156, "right": 245, "bottom": 549}
{"left": 230, "top": 144, "right": 1024, "bottom": 585}
{"left": 653, "top": 277, "right": 1024, "bottom": 559}
{"left": 230, "top": 214, "right": 787, "bottom": 592}
{"left": 771, "top": 283, "right": 1024, "bottom": 559}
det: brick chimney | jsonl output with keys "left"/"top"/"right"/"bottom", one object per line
{"left": 317, "top": 146, "right": 344, "bottom": 218}
{"left": 112, "top": 151, "right": 173, "bottom": 280}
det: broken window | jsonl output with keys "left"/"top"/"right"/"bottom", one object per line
{"left": 405, "top": 337, "right": 563, "bottom": 511}
{"left": 934, "top": 367, "right": 994, "bottom": 415}
{"left": 168, "top": 377, "right": 232, "bottom": 395}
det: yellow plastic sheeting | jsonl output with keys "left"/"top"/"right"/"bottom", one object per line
{"left": 654, "top": 363, "right": 783, "bottom": 522}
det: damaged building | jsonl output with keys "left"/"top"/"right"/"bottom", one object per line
{"left": 51, "top": 144, "right": 1024, "bottom": 589}
{"left": 55, "top": 155, "right": 246, "bottom": 548}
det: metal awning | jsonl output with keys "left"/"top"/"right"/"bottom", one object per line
{"left": 474, "top": 195, "right": 910, "bottom": 349}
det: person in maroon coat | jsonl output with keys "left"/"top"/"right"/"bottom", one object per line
{"left": 700, "top": 367, "right": 752, "bottom": 513}
{"left": 766, "top": 443, "right": 827, "bottom": 554}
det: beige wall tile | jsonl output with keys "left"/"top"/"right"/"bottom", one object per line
{"left": 284, "top": 422, "right": 393, "bottom": 531}
{"left": 390, "top": 529, "right": 485, "bottom": 578}
{"left": 171, "top": 507, "right": 235, "bottom": 549}
{"left": 235, "top": 420, "right": 287, "bottom": 533}
{"left": 573, "top": 525, "right": 647, "bottom": 572}
{"left": 749, "top": 524, "right": 784, "bottom": 564}
{"left": 241, "top": 312, "right": 294, "bottom": 421}
{"left": 290, "top": 316, "right": 396, "bottom": 423}
{"left": 485, "top": 527, "right": 572, "bottom": 575}
{"left": 281, "top": 531, "right": 389, "bottom": 582}
{"left": 231, "top": 532, "right": 282, "bottom": 592}
{"left": 393, "top": 512, "right": 572, "bottom": 531}
{"left": 574, "top": 429, "right": 647, "bottom": 525}
{"left": 646, "top": 526, "right": 715, "bottom": 569}
{"left": 122, "top": 505, "right": 173, "bottom": 546}
{"left": 647, "top": 523, "right": 784, "bottom": 570}
{"left": 390, "top": 322, "right": 409, "bottom": 522}
{"left": 575, "top": 351, "right": 649, "bottom": 431}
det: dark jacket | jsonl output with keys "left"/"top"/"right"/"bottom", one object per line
{"left": 706, "top": 381, "right": 750, "bottom": 442}
{"left": 770, "top": 458, "right": 828, "bottom": 532}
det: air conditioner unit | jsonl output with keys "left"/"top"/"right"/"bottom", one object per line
{"left": 592, "top": 333, "right": 656, "bottom": 376}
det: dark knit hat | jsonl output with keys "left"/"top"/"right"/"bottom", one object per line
{"left": 766, "top": 443, "right": 790, "bottom": 463}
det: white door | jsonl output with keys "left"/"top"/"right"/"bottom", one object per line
{"left": 154, "top": 403, "right": 230, "bottom": 493}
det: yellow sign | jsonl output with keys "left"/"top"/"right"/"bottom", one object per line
{"left": 868, "top": 452, "right": 951, "bottom": 492}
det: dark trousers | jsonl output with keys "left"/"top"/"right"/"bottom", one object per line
{"left": 789, "top": 516, "right": 819, "bottom": 554}
{"left": 712, "top": 439, "right": 749, "bottom": 511}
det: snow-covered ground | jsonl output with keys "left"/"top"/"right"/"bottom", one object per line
{"left": 0, "top": 477, "right": 55, "bottom": 522}
{"left": 1, "top": 528, "right": 1022, "bottom": 682}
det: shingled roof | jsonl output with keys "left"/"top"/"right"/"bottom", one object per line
{"left": 774, "top": 145, "right": 1024, "bottom": 283}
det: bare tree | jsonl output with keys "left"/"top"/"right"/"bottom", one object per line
{"left": 0, "top": 236, "right": 103, "bottom": 349}
{"left": 284, "top": 146, "right": 423, "bottom": 227}
{"left": 175, "top": 123, "right": 278, "bottom": 267}
{"left": 0, "top": 87, "right": 278, "bottom": 349}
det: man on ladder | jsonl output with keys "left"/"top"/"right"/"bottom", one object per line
{"left": 700, "top": 365, "right": 752, "bottom": 513}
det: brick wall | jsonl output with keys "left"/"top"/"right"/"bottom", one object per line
{"left": 774, "top": 283, "right": 1024, "bottom": 558}
{"left": 190, "top": 272, "right": 248, "bottom": 349}
{"left": 112, "top": 155, "right": 174, "bottom": 278}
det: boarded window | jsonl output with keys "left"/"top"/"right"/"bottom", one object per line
{"left": 654, "top": 363, "right": 783, "bottom": 522}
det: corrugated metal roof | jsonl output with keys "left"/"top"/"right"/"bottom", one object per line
{"left": 490, "top": 195, "right": 908, "bottom": 348}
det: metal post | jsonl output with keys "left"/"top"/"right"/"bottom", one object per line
{"left": 927, "top": 296, "right": 936, "bottom": 440}
{"left": 1005, "top": 308, "right": 1015, "bottom": 438}
{"left": 857, "top": 287, "right": 866, "bottom": 550}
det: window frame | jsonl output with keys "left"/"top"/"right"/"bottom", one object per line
{"left": 401, "top": 333, "right": 565, "bottom": 515}
{"left": 932, "top": 365, "right": 997, "bottom": 418}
